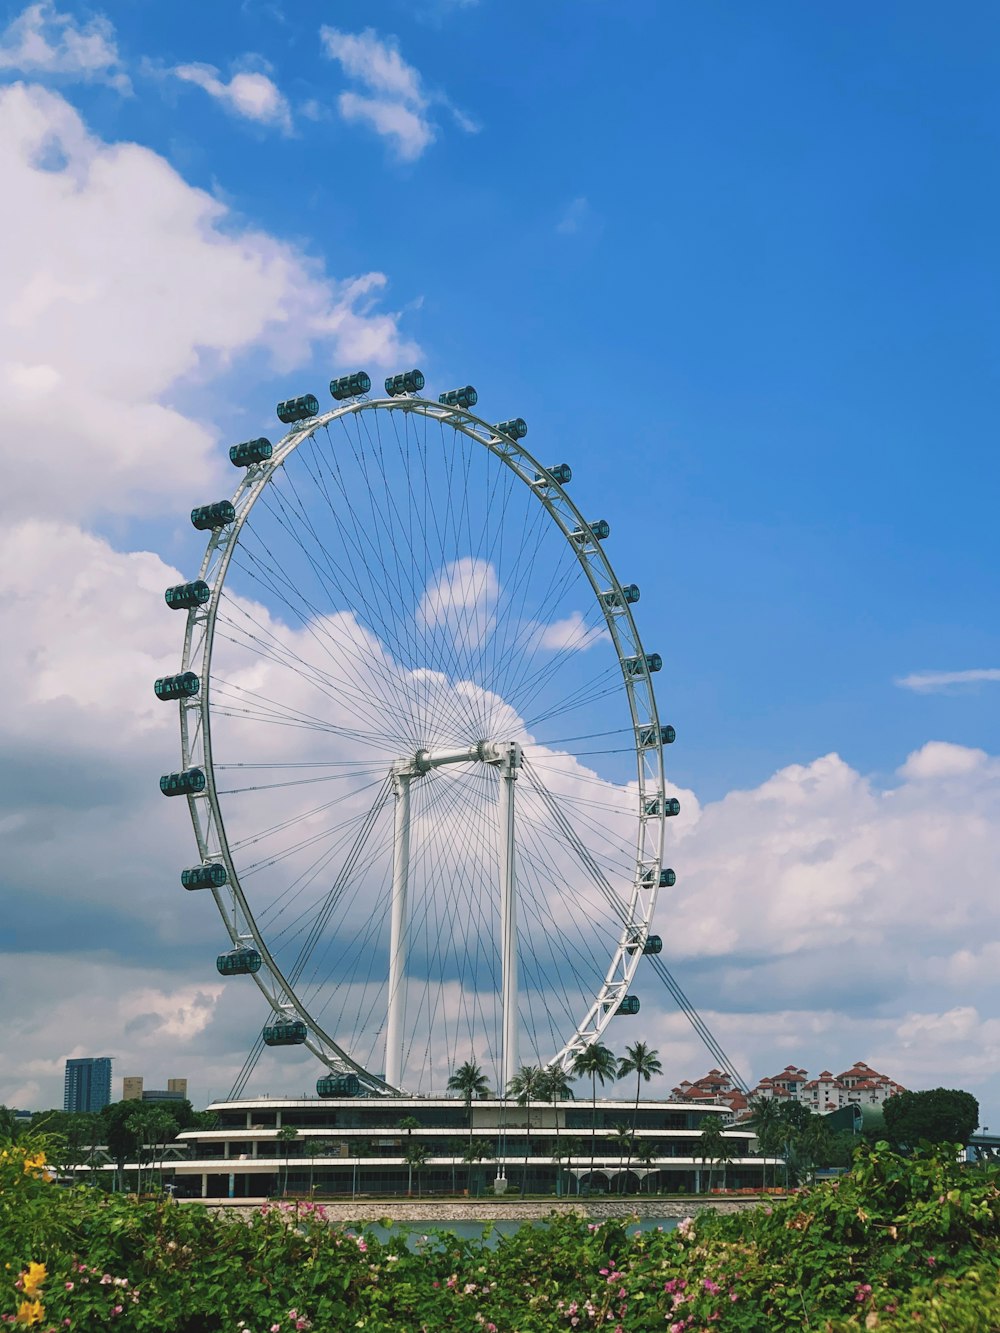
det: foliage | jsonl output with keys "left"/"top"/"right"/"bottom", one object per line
{"left": 1, "top": 1133, "right": 998, "bottom": 1331}
{"left": 883, "top": 1088, "right": 980, "bottom": 1152}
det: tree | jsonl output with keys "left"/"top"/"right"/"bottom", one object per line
{"left": 571, "top": 1043, "right": 618, "bottom": 1191}
{"left": 539, "top": 1067, "right": 575, "bottom": 1195}
{"left": 883, "top": 1089, "right": 979, "bottom": 1151}
{"left": 447, "top": 1062, "right": 490, "bottom": 1192}
{"left": 461, "top": 1138, "right": 495, "bottom": 1197}
{"left": 403, "top": 1142, "right": 428, "bottom": 1198}
{"left": 398, "top": 1117, "right": 421, "bottom": 1196}
{"left": 610, "top": 1123, "right": 634, "bottom": 1194}
{"left": 747, "top": 1095, "right": 782, "bottom": 1190}
{"left": 634, "top": 1138, "right": 660, "bottom": 1193}
{"left": 0, "top": 1106, "right": 21, "bottom": 1143}
{"left": 617, "top": 1042, "right": 662, "bottom": 1188}
{"left": 507, "top": 1065, "right": 546, "bottom": 1194}
{"left": 304, "top": 1139, "right": 330, "bottom": 1196}
{"left": 695, "top": 1115, "right": 725, "bottom": 1193}
{"left": 276, "top": 1126, "right": 298, "bottom": 1197}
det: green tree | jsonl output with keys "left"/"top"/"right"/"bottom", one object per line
{"left": 304, "top": 1139, "right": 330, "bottom": 1196}
{"left": 0, "top": 1105, "right": 22, "bottom": 1143}
{"left": 883, "top": 1088, "right": 979, "bottom": 1151}
{"left": 571, "top": 1043, "right": 617, "bottom": 1191}
{"left": 695, "top": 1114, "right": 725, "bottom": 1192}
{"left": 398, "top": 1117, "right": 421, "bottom": 1196}
{"left": 461, "top": 1138, "right": 495, "bottom": 1197}
{"left": 634, "top": 1138, "right": 659, "bottom": 1193}
{"left": 747, "top": 1095, "right": 782, "bottom": 1190}
{"left": 446, "top": 1062, "right": 490, "bottom": 1191}
{"left": 540, "top": 1067, "right": 575, "bottom": 1195}
{"left": 403, "top": 1141, "right": 428, "bottom": 1198}
{"left": 507, "top": 1065, "right": 546, "bottom": 1194}
{"left": 276, "top": 1125, "right": 298, "bottom": 1198}
{"left": 616, "top": 1041, "right": 662, "bottom": 1187}
{"left": 610, "top": 1123, "right": 633, "bottom": 1194}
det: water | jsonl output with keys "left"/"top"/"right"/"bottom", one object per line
{"left": 361, "top": 1216, "right": 679, "bottom": 1250}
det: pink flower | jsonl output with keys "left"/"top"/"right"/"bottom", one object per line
{"left": 854, "top": 1283, "right": 873, "bottom": 1303}
{"left": 703, "top": 1279, "right": 721, "bottom": 1295}
{"left": 927, "top": 1255, "right": 937, "bottom": 1267}
{"left": 271, "top": 1325, "right": 281, "bottom": 1332}
{"left": 65, "top": 1281, "right": 74, "bottom": 1291}
{"left": 100, "top": 1275, "right": 113, "bottom": 1285}
{"left": 112, "top": 1307, "right": 123, "bottom": 1317}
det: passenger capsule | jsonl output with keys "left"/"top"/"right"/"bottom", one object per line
{"left": 384, "top": 369, "right": 425, "bottom": 397}
{"left": 438, "top": 385, "right": 477, "bottom": 410}
{"left": 181, "top": 862, "right": 228, "bottom": 890}
{"left": 330, "top": 371, "right": 371, "bottom": 401}
{"left": 216, "top": 946, "right": 262, "bottom": 976}
{"left": 164, "top": 580, "right": 210, "bottom": 611}
{"left": 616, "top": 995, "right": 640, "bottom": 1015}
{"left": 642, "top": 866, "right": 676, "bottom": 888}
{"left": 159, "top": 768, "right": 206, "bottom": 798}
{"left": 638, "top": 724, "right": 676, "bottom": 748}
{"left": 535, "top": 463, "right": 572, "bottom": 486}
{"left": 664, "top": 798, "right": 681, "bottom": 817}
{"left": 190, "top": 501, "right": 236, "bottom": 532}
{"left": 276, "top": 394, "right": 319, "bottom": 424}
{"left": 571, "top": 519, "right": 610, "bottom": 542}
{"left": 623, "top": 652, "right": 662, "bottom": 677}
{"left": 660, "top": 867, "right": 676, "bottom": 887}
{"left": 230, "top": 438, "right": 273, "bottom": 468}
{"left": 263, "top": 1019, "right": 308, "bottom": 1047}
{"left": 642, "top": 935, "right": 663, "bottom": 956}
{"left": 317, "top": 1074, "right": 361, "bottom": 1098}
{"left": 494, "top": 417, "right": 527, "bottom": 440}
{"left": 154, "top": 672, "right": 200, "bottom": 702}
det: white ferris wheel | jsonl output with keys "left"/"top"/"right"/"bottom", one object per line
{"left": 156, "top": 371, "right": 678, "bottom": 1098}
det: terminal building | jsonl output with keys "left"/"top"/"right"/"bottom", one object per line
{"left": 174, "top": 1095, "right": 764, "bottom": 1199}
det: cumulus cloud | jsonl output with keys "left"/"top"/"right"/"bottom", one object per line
{"left": 0, "top": 1, "right": 130, "bottom": 92}
{"left": 0, "top": 82, "right": 417, "bottom": 523}
{"left": 172, "top": 61, "right": 293, "bottom": 133}
{"left": 896, "top": 667, "right": 1000, "bottom": 693}
{"left": 319, "top": 25, "right": 476, "bottom": 161}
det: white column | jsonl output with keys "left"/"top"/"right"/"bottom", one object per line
{"left": 498, "top": 743, "right": 522, "bottom": 1099}
{"left": 385, "top": 770, "right": 412, "bottom": 1090}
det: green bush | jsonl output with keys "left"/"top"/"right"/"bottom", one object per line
{"left": 1, "top": 1137, "right": 997, "bottom": 1330}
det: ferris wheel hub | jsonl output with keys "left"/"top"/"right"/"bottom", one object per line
{"left": 394, "top": 740, "right": 523, "bottom": 779}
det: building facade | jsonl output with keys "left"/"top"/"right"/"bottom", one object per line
{"left": 174, "top": 1095, "right": 765, "bottom": 1200}
{"left": 672, "top": 1061, "right": 905, "bottom": 1120}
{"left": 64, "top": 1057, "right": 113, "bottom": 1113}
{"left": 123, "top": 1076, "right": 188, "bottom": 1103}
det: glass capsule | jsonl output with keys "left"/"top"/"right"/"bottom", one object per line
{"left": 181, "top": 863, "right": 228, "bottom": 890}
{"left": 229, "top": 438, "right": 273, "bottom": 467}
{"left": 438, "top": 385, "right": 478, "bottom": 409}
{"left": 317, "top": 1074, "right": 361, "bottom": 1098}
{"left": 384, "top": 370, "right": 425, "bottom": 396}
{"left": 330, "top": 371, "right": 371, "bottom": 401}
{"left": 159, "top": 768, "right": 206, "bottom": 797}
{"left": 190, "top": 501, "right": 236, "bottom": 531}
{"left": 276, "top": 394, "right": 319, "bottom": 424}
{"left": 494, "top": 417, "right": 528, "bottom": 439}
{"left": 154, "top": 672, "right": 200, "bottom": 701}
{"left": 164, "top": 581, "right": 210, "bottom": 611}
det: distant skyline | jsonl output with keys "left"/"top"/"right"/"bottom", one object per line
{"left": 0, "top": 1, "right": 997, "bottom": 1120}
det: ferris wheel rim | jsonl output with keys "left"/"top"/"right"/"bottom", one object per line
{"left": 175, "top": 392, "right": 669, "bottom": 1094}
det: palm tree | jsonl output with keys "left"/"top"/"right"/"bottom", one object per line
{"left": 747, "top": 1095, "right": 782, "bottom": 1191}
{"left": 552, "top": 1135, "right": 585, "bottom": 1195}
{"left": 276, "top": 1125, "right": 298, "bottom": 1198}
{"left": 695, "top": 1115, "right": 725, "bottom": 1193}
{"left": 617, "top": 1042, "right": 662, "bottom": 1186}
{"left": 304, "top": 1139, "right": 329, "bottom": 1196}
{"left": 539, "top": 1067, "right": 574, "bottom": 1195}
{"left": 634, "top": 1138, "right": 659, "bottom": 1194}
{"left": 447, "top": 1062, "right": 490, "bottom": 1192}
{"left": 571, "top": 1043, "right": 617, "bottom": 1192}
{"left": 461, "top": 1138, "right": 495, "bottom": 1197}
{"left": 610, "top": 1123, "right": 634, "bottom": 1194}
{"left": 398, "top": 1116, "right": 420, "bottom": 1196}
{"left": 507, "top": 1065, "right": 546, "bottom": 1194}
{"left": 403, "top": 1142, "right": 428, "bottom": 1198}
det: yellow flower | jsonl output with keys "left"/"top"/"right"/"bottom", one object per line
{"left": 14, "top": 1299, "right": 44, "bottom": 1326}
{"left": 21, "top": 1263, "right": 46, "bottom": 1298}
{"left": 22, "top": 1153, "right": 47, "bottom": 1177}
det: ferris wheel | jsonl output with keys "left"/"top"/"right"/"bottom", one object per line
{"left": 156, "top": 371, "right": 677, "bottom": 1097}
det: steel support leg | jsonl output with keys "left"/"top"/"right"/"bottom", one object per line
{"left": 385, "top": 770, "right": 411, "bottom": 1089}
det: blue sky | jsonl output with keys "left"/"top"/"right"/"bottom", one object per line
{"left": 1, "top": 0, "right": 998, "bottom": 1117}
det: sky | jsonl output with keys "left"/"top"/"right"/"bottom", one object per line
{"left": 1, "top": 0, "right": 998, "bottom": 1123}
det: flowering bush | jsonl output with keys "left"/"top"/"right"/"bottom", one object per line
{"left": 0, "top": 1136, "right": 997, "bottom": 1329}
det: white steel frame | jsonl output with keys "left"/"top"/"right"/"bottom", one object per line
{"left": 175, "top": 395, "right": 669, "bottom": 1095}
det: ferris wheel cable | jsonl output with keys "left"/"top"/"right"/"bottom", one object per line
{"left": 228, "top": 1032, "right": 266, "bottom": 1101}
{"left": 531, "top": 726, "right": 634, "bottom": 746}
{"left": 210, "top": 675, "right": 407, "bottom": 756}
{"left": 226, "top": 776, "right": 389, "bottom": 854}
{"left": 524, "top": 683, "right": 630, "bottom": 731}
{"left": 229, "top": 527, "right": 442, "bottom": 749}
{"left": 294, "top": 426, "right": 431, "bottom": 727}
{"left": 519, "top": 657, "right": 623, "bottom": 726}
{"left": 286, "top": 775, "right": 393, "bottom": 986}
{"left": 241, "top": 793, "right": 390, "bottom": 878}
{"left": 216, "top": 770, "right": 380, "bottom": 796}
{"left": 212, "top": 605, "right": 415, "bottom": 750}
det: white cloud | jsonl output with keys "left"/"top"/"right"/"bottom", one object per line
{"left": 0, "top": 82, "right": 417, "bottom": 523}
{"left": 896, "top": 667, "right": 1000, "bottom": 693}
{"left": 556, "top": 196, "right": 591, "bottom": 236}
{"left": 337, "top": 90, "right": 434, "bottom": 162}
{"left": 172, "top": 62, "right": 293, "bottom": 134}
{"left": 898, "top": 740, "right": 988, "bottom": 780}
{"left": 0, "top": 1, "right": 129, "bottom": 92}
{"left": 533, "top": 610, "right": 610, "bottom": 652}
{"left": 319, "top": 25, "right": 475, "bottom": 161}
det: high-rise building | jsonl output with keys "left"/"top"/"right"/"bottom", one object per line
{"left": 122, "top": 1076, "right": 143, "bottom": 1101}
{"left": 63, "top": 1057, "right": 112, "bottom": 1113}
{"left": 122, "top": 1075, "right": 189, "bottom": 1102}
